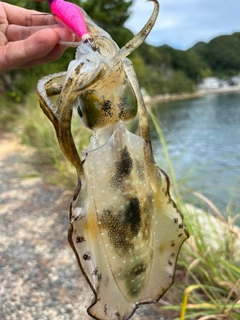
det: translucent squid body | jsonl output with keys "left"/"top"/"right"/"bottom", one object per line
{"left": 37, "top": 1, "right": 189, "bottom": 319}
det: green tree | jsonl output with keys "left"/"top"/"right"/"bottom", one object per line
{"left": 168, "top": 70, "right": 195, "bottom": 93}
{"left": 190, "top": 33, "right": 240, "bottom": 76}
{"left": 206, "top": 33, "right": 240, "bottom": 75}
{"left": 11, "top": 0, "right": 50, "bottom": 12}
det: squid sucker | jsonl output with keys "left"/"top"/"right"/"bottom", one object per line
{"left": 37, "top": 1, "right": 189, "bottom": 319}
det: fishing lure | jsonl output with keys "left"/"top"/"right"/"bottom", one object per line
{"left": 37, "top": 1, "right": 189, "bottom": 319}
{"left": 47, "top": 0, "right": 91, "bottom": 41}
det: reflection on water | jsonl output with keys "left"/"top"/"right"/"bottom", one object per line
{"left": 150, "top": 92, "right": 240, "bottom": 219}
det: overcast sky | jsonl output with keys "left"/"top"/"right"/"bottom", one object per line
{"left": 125, "top": 0, "right": 240, "bottom": 50}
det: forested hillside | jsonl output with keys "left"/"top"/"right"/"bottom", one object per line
{"left": 2, "top": 0, "right": 240, "bottom": 99}
{"left": 189, "top": 33, "right": 240, "bottom": 76}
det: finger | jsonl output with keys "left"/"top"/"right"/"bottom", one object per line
{"left": 0, "top": 33, "right": 7, "bottom": 46}
{"left": 20, "top": 43, "right": 69, "bottom": 68}
{"left": 2, "top": 3, "right": 55, "bottom": 26}
{"left": 0, "top": 28, "right": 74, "bottom": 73}
{"left": 6, "top": 24, "right": 60, "bottom": 42}
{"left": 25, "top": 13, "right": 56, "bottom": 27}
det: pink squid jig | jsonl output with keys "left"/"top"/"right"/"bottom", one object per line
{"left": 48, "top": 0, "right": 91, "bottom": 41}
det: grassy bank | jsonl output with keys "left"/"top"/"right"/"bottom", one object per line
{"left": 1, "top": 91, "right": 240, "bottom": 319}
{"left": 1, "top": 92, "right": 91, "bottom": 187}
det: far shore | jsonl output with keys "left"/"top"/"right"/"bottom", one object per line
{"left": 144, "top": 85, "right": 240, "bottom": 105}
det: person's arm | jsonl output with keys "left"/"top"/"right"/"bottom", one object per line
{"left": 0, "top": 2, "right": 75, "bottom": 73}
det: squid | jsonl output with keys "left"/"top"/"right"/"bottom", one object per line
{"left": 37, "top": 1, "right": 189, "bottom": 319}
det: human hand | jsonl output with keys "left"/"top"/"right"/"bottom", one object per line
{"left": 0, "top": 2, "right": 76, "bottom": 73}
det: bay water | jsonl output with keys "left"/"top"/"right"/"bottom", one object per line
{"left": 150, "top": 92, "right": 240, "bottom": 221}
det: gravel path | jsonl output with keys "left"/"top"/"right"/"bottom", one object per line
{"left": 0, "top": 132, "right": 166, "bottom": 320}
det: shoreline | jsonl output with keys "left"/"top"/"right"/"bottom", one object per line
{"left": 144, "top": 85, "right": 240, "bottom": 105}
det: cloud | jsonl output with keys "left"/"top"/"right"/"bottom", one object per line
{"left": 125, "top": 0, "right": 240, "bottom": 49}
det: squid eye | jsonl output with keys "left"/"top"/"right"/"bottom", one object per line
{"left": 77, "top": 104, "right": 83, "bottom": 118}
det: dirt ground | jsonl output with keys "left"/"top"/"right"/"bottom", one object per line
{"left": 0, "top": 131, "right": 169, "bottom": 320}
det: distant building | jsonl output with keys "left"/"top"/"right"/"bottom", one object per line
{"left": 198, "top": 76, "right": 240, "bottom": 91}
{"left": 198, "top": 77, "right": 220, "bottom": 89}
{"left": 230, "top": 76, "right": 240, "bottom": 86}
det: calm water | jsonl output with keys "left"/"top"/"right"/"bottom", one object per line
{"left": 150, "top": 92, "right": 240, "bottom": 219}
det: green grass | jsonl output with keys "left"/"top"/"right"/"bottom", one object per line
{"left": 4, "top": 91, "right": 91, "bottom": 187}
{"left": 0, "top": 94, "right": 22, "bottom": 131}
{"left": 176, "top": 201, "right": 240, "bottom": 320}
